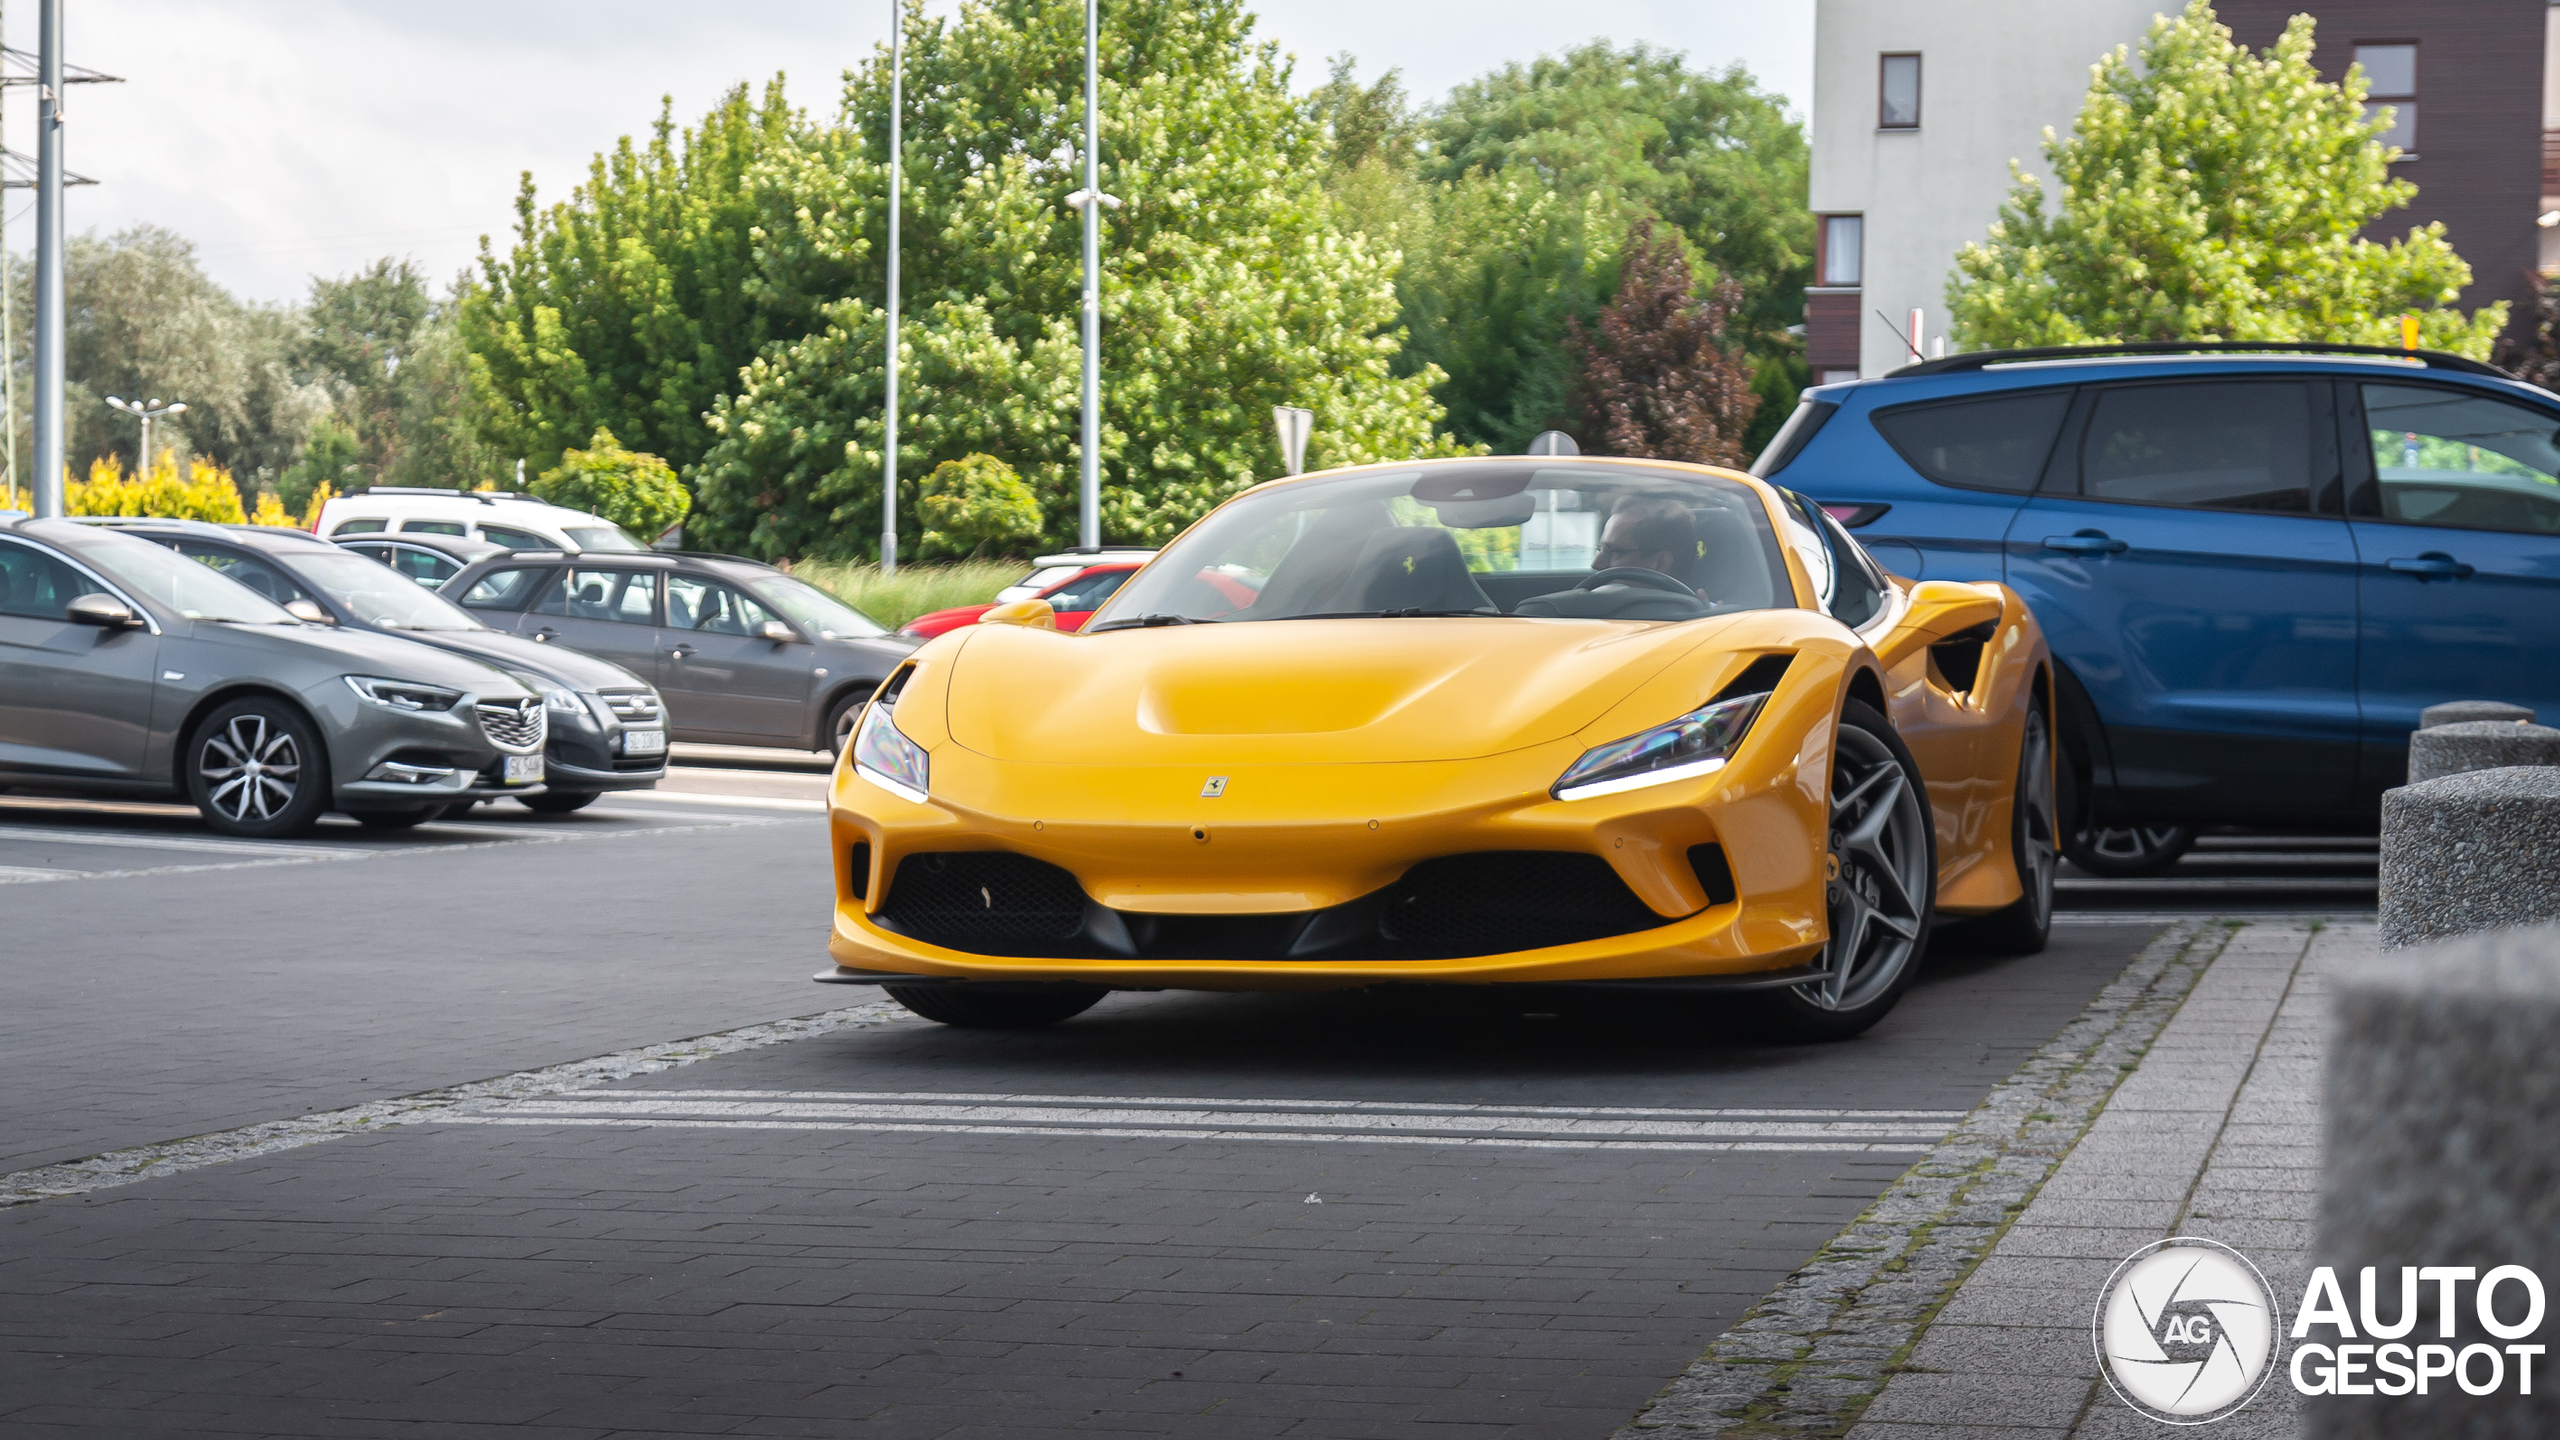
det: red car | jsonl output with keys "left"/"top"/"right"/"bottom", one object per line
{"left": 898, "top": 559, "right": 1147, "bottom": 639}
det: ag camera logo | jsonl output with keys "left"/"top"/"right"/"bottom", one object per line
{"left": 2094, "top": 1238, "right": 2279, "bottom": 1424}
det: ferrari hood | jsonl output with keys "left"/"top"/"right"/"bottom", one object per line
{"left": 941, "top": 615, "right": 1751, "bottom": 766}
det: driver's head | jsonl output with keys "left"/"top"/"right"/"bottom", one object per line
{"left": 1594, "top": 498, "right": 1699, "bottom": 584}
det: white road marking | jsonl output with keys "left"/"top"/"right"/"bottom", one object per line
{"left": 0, "top": 864, "right": 83, "bottom": 879}
{"left": 586, "top": 1088, "right": 1967, "bottom": 1120}
{"left": 598, "top": 791, "right": 828, "bottom": 813}
{"left": 0, "top": 818, "right": 775, "bottom": 883}
{"left": 0, "top": 825, "right": 370, "bottom": 857}
{"left": 435, "top": 1114, "right": 1937, "bottom": 1153}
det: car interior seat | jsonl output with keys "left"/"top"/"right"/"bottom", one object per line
{"left": 1339, "top": 527, "right": 1497, "bottom": 615}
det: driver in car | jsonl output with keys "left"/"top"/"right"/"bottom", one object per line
{"left": 1593, "top": 498, "right": 1709, "bottom": 599}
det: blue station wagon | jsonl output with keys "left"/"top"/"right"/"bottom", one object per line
{"left": 1754, "top": 343, "right": 2560, "bottom": 871}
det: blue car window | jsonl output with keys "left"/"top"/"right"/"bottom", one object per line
{"left": 1871, "top": 389, "right": 2072, "bottom": 494}
{"left": 2359, "top": 383, "right": 2560, "bottom": 535}
{"left": 2079, "top": 381, "right": 2312, "bottom": 514}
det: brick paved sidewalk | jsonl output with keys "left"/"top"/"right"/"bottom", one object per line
{"left": 1848, "top": 920, "right": 2353, "bottom": 1438}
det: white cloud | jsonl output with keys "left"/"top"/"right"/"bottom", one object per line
{"left": 17, "top": 0, "right": 1809, "bottom": 304}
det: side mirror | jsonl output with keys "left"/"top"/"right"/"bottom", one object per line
{"left": 65, "top": 592, "right": 139, "bottom": 629}
{"left": 756, "top": 619, "right": 796, "bottom": 644}
{"left": 1872, "top": 580, "right": 2006, "bottom": 667}
{"left": 977, "top": 598, "right": 1058, "bottom": 630}
{"left": 285, "top": 598, "right": 336, "bottom": 625}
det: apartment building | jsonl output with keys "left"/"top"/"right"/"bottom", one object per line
{"left": 1806, "top": 0, "right": 2550, "bottom": 380}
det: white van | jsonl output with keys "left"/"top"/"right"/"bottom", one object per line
{"left": 313, "top": 488, "right": 647, "bottom": 553}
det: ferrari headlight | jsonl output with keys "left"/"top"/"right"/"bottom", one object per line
{"left": 1553, "top": 692, "right": 1769, "bottom": 801}
{"left": 345, "top": 675, "right": 466, "bottom": 713}
{"left": 852, "top": 698, "right": 930, "bottom": 803}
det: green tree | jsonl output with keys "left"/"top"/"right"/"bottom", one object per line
{"left": 277, "top": 414, "right": 360, "bottom": 515}
{"left": 917, "top": 453, "right": 1043, "bottom": 558}
{"left": 532, "top": 426, "right": 690, "bottom": 540}
{"left": 688, "top": 0, "right": 1458, "bottom": 560}
{"left": 1947, "top": 1, "right": 2506, "bottom": 355}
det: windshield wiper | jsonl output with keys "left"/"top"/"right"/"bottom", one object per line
{"left": 1269, "top": 608, "right": 1503, "bottom": 621}
{"left": 1088, "top": 613, "right": 1208, "bottom": 632}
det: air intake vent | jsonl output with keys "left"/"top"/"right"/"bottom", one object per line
{"left": 880, "top": 852, "right": 1086, "bottom": 945}
{"left": 475, "top": 699, "right": 547, "bottom": 754}
{"left": 1379, "top": 851, "right": 1664, "bottom": 957}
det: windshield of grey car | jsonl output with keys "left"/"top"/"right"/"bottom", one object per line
{"left": 751, "top": 574, "right": 890, "bottom": 638}
{"left": 290, "top": 551, "right": 485, "bottom": 630}
{"left": 1087, "top": 464, "right": 1789, "bottom": 628}
{"left": 76, "top": 531, "right": 297, "bottom": 624}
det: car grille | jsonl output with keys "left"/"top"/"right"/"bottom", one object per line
{"left": 1378, "top": 851, "right": 1664, "bottom": 957}
{"left": 599, "top": 689, "right": 662, "bottom": 723}
{"left": 475, "top": 699, "right": 548, "bottom": 754}
{"left": 880, "top": 852, "right": 1088, "bottom": 944}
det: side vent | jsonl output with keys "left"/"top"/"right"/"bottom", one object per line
{"left": 1711, "top": 653, "right": 1794, "bottom": 706}
{"left": 847, "top": 841, "right": 872, "bottom": 900}
{"left": 1929, "top": 621, "right": 1997, "bottom": 696}
{"left": 1687, "top": 844, "right": 1738, "bottom": 907}
{"left": 874, "top": 663, "right": 916, "bottom": 708}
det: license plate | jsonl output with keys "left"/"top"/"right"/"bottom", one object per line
{"left": 504, "top": 754, "right": 545, "bottom": 785}
{"left": 621, "top": 728, "right": 667, "bottom": 756}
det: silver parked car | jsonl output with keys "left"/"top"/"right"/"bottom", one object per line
{"left": 0, "top": 516, "right": 550, "bottom": 837}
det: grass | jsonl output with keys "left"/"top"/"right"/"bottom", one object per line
{"left": 793, "top": 558, "right": 1026, "bottom": 631}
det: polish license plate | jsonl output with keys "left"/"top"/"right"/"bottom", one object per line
{"left": 504, "top": 754, "right": 545, "bottom": 785}
{"left": 621, "top": 728, "right": 667, "bottom": 756}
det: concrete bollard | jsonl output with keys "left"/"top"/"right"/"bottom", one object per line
{"left": 2378, "top": 767, "right": 2560, "bottom": 950}
{"left": 2418, "top": 700, "right": 2535, "bottom": 729}
{"left": 2316, "top": 922, "right": 2560, "bottom": 1438}
{"left": 2405, "top": 721, "right": 2560, "bottom": 784}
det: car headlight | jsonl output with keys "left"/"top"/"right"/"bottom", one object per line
{"left": 507, "top": 672, "right": 592, "bottom": 717}
{"left": 345, "top": 675, "right": 466, "bottom": 713}
{"left": 1553, "top": 692, "right": 1770, "bottom": 801}
{"left": 851, "top": 699, "right": 930, "bottom": 803}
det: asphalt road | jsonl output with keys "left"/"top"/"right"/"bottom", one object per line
{"left": 0, "top": 761, "right": 2358, "bottom": 1437}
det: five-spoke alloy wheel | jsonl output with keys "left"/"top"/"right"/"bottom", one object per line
{"left": 187, "top": 697, "right": 331, "bottom": 839}
{"left": 1971, "top": 703, "right": 2058, "bottom": 955}
{"left": 2065, "top": 823, "right": 2196, "bottom": 878}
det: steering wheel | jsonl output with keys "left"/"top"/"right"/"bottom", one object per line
{"left": 1576, "top": 566, "right": 1694, "bottom": 595}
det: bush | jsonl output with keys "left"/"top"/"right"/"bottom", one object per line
{"left": 65, "top": 455, "right": 246, "bottom": 521}
{"left": 917, "top": 454, "right": 1044, "bottom": 559}
{"left": 792, "top": 558, "right": 1023, "bottom": 631}
{"left": 531, "top": 427, "right": 690, "bottom": 541}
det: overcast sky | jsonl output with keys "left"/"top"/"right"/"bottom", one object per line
{"left": 10, "top": 1, "right": 1811, "bottom": 305}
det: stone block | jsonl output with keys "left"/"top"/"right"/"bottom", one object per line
{"left": 2405, "top": 721, "right": 2560, "bottom": 784}
{"left": 2418, "top": 700, "right": 2535, "bottom": 729}
{"left": 2316, "top": 922, "right": 2560, "bottom": 1438}
{"left": 2377, "top": 768, "right": 2560, "bottom": 949}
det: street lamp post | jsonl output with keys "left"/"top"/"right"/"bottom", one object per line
{"left": 881, "top": 0, "right": 901, "bottom": 576}
{"left": 31, "top": 0, "right": 61, "bottom": 516}
{"left": 1062, "top": 0, "right": 1119, "bottom": 551}
{"left": 105, "top": 395, "right": 184, "bottom": 475}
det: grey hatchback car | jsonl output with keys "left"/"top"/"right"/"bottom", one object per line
{"left": 0, "top": 516, "right": 550, "bottom": 837}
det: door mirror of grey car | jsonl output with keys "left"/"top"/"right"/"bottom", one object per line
{"left": 756, "top": 619, "right": 796, "bottom": 644}
{"left": 284, "top": 598, "right": 336, "bottom": 625}
{"left": 65, "top": 593, "right": 140, "bottom": 629}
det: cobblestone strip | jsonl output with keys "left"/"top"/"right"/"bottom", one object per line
{"left": 0, "top": 999, "right": 915, "bottom": 1207}
{"left": 1617, "top": 920, "right": 2229, "bottom": 1439}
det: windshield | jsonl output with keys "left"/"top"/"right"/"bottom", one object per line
{"left": 564, "top": 524, "right": 645, "bottom": 552}
{"left": 293, "top": 551, "right": 485, "bottom": 631}
{"left": 751, "top": 574, "right": 890, "bottom": 638}
{"left": 77, "top": 531, "right": 295, "bottom": 624}
{"left": 1089, "top": 462, "right": 1790, "bottom": 629}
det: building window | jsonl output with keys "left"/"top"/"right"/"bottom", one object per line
{"left": 1879, "top": 54, "right": 1921, "bottom": 129}
{"left": 2355, "top": 42, "right": 2416, "bottom": 155}
{"left": 1819, "top": 214, "right": 1864, "bottom": 286}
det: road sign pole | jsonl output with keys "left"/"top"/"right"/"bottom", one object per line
{"left": 1077, "top": 0, "right": 1100, "bottom": 549}
{"left": 31, "top": 0, "right": 62, "bottom": 516}
{"left": 881, "top": 0, "right": 901, "bottom": 574}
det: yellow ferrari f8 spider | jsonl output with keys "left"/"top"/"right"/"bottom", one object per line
{"left": 819, "top": 456, "right": 2056, "bottom": 1039}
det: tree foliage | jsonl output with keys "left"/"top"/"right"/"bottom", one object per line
{"left": 532, "top": 427, "right": 690, "bottom": 541}
{"left": 1567, "top": 220, "right": 1759, "bottom": 465}
{"left": 1948, "top": 0, "right": 2506, "bottom": 355}
{"left": 64, "top": 453, "right": 247, "bottom": 522}
{"left": 917, "top": 453, "right": 1043, "bottom": 558}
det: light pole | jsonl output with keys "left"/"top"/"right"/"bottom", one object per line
{"left": 31, "top": 0, "right": 61, "bottom": 516}
{"left": 880, "top": 0, "right": 901, "bottom": 575}
{"left": 1064, "top": 0, "right": 1119, "bottom": 551}
{"left": 105, "top": 395, "right": 184, "bottom": 474}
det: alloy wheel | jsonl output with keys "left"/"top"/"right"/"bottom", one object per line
{"left": 2015, "top": 709, "right": 2058, "bottom": 930}
{"left": 2078, "top": 827, "right": 2184, "bottom": 866}
{"left": 1800, "top": 722, "right": 1931, "bottom": 1012}
{"left": 198, "top": 713, "right": 303, "bottom": 824}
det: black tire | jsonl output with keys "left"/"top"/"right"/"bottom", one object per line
{"left": 184, "top": 696, "right": 332, "bottom": 839}
{"left": 883, "top": 982, "right": 1107, "bottom": 1029}
{"left": 519, "top": 790, "right": 600, "bottom": 814}
{"left": 2066, "top": 824, "right": 2197, "bottom": 878}
{"left": 348, "top": 807, "right": 436, "bottom": 830}
{"left": 1969, "top": 702, "right": 2058, "bottom": 956}
{"left": 1744, "top": 699, "right": 1937, "bottom": 1042}
{"left": 826, "top": 691, "right": 867, "bottom": 755}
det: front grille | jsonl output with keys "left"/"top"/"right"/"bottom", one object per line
{"left": 475, "top": 699, "right": 548, "bottom": 754}
{"left": 880, "top": 852, "right": 1087, "bottom": 945}
{"left": 599, "top": 689, "right": 662, "bottom": 723}
{"left": 1379, "top": 851, "right": 1664, "bottom": 957}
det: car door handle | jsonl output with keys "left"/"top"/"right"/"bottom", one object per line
{"left": 531, "top": 627, "right": 558, "bottom": 642}
{"left": 2042, "top": 531, "right": 2129, "bottom": 555}
{"left": 2386, "top": 552, "right": 2474, "bottom": 579}
{"left": 670, "top": 643, "right": 696, "bottom": 658}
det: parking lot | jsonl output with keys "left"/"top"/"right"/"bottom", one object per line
{"left": 0, "top": 748, "right": 2367, "bottom": 1438}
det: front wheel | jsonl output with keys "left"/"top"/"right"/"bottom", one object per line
{"left": 1969, "top": 704, "right": 2058, "bottom": 956}
{"left": 186, "top": 697, "right": 331, "bottom": 839}
{"left": 826, "top": 692, "right": 867, "bottom": 755}
{"left": 2065, "top": 824, "right": 2196, "bottom": 878}
{"left": 1744, "top": 699, "right": 1936, "bottom": 1042}
{"left": 883, "top": 983, "right": 1107, "bottom": 1029}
